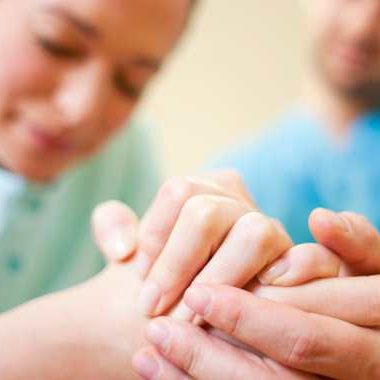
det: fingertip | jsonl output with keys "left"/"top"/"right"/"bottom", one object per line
{"left": 92, "top": 200, "right": 139, "bottom": 262}
{"left": 309, "top": 208, "right": 335, "bottom": 230}
{"left": 183, "top": 285, "right": 212, "bottom": 317}
{"left": 145, "top": 318, "right": 171, "bottom": 351}
{"left": 92, "top": 200, "right": 138, "bottom": 227}
{"left": 309, "top": 208, "right": 350, "bottom": 243}
{"left": 132, "top": 347, "right": 161, "bottom": 380}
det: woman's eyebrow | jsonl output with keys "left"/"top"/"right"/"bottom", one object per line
{"left": 42, "top": 5, "right": 99, "bottom": 38}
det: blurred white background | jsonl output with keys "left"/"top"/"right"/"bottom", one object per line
{"left": 141, "top": 1, "right": 307, "bottom": 175}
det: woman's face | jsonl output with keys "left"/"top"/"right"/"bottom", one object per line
{"left": 0, "top": 0, "right": 189, "bottom": 181}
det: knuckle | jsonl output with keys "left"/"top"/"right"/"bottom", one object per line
{"left": 245, "top": 213, "right": 279, "bottom": 251}
{"left": 218, "top": 169, "right": 245, "bottom": 185}
{"left": 166, "top": 325, "right": 205, "bottom": 376}
{"left": 285, "top": 328, "right": 318, "bottom": 367}
{"left": 342, "top": 211, "right": 376, "bottom": 235}
{"left": 341, "top": 211, "right": 372, "bottom": 235}
{"left": 222, "top": 298, "right": 247, "bottom": 337}
{"left": 361, "top": 227, "right": 378, "bottom": 250}
{"left": 182, "top": 342, "right": 203, "bottom": 376}
{"left": 159, "top": 176, "right": 195, "bottom": 205}
{"left": 182, "top": 195, "right": 220, "bottom": 230}
{"left": 232, "top": 212, "right": 269, "bottom": 245}
{"left": 341, "top": 211, "right": 366, "bottom": 221}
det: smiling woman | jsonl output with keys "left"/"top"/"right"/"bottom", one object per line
{"left": 0, "top": 0, "right": 195, "bottom": 378}
{"left": 0, "top": 0, "right": 193, "bottom": 308}
{"left": 0, "top": 0, "right": 191, "bottom": 182}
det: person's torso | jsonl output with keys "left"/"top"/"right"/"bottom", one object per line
{"left": 209, "top": 107, "right": 380, "bottom": 243}
{"left": 0, "top": 119, "right": 160, "bottom": 312}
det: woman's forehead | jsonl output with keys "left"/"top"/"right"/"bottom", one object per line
{"left": 30, "top": 0, "right": 190, "bottom": 58}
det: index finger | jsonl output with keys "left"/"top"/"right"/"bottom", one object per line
{"left": 183, "top": 284, "right": 379, "bottom": 379}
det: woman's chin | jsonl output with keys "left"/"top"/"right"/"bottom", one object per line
{"left": 0, "top": 150, "right": 64, "bottom": 183}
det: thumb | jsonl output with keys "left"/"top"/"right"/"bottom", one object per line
{"left": 309, "top": 208, "right": 380, "bottom": 275}
{"left": 92, "top": 201, "right": 139, "bottom": 262}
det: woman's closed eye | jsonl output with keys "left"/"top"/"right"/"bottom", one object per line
{"left": 114, "top": 71, "right": 144, "bottom": 99}
{"left": 37, "top": 36, "right": 86, "bottom": 60}
{"left": 37, "top": 36, "right": 144, "bottom": 99}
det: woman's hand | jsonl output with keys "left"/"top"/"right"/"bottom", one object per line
{"left": 92, "top": 172, "right": 294, "bottom": 320}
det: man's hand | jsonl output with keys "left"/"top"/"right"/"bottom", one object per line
{"left": 132, "top": 210, "right": 380, "bottom": 379}
{"left": 259, "top": 208, "right": 380, "bottom": 286}
{"left": 133, "top": 317, "right": 318, "bottom": 380}
{"left": 134, "top": 283, "right": 380, "bottom": 379}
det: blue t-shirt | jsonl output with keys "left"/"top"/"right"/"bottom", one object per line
{"left": 210, "top": 107, "right": 380, "bottom": 243}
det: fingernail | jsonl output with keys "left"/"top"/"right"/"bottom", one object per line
{"left": 136, "top": 250, "right": 151, "bottom": 278}
{"left": 146, "top": 321, "right": 170, "bottom": 350}
{"left": 133, "top": 351, "right": 159, "bottom": 380}
{"left": 139, "top": 280, "right": 162, "bottom": 316}
{"left": 104, "top": 228, "right": 136, "bottom": 260}
{"left": 172, "top": 302, "right": 196, "bottom": 322}
{"left": 184, "top": 286, "right": 211, "bottom": 316}
{"left": 258, "top": 258, "right": 290, "bottom": 285}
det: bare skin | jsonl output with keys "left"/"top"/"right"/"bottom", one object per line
{"left": 303, "top": 0, "right": 380, "bottom": 136}
{"left": 0, "top": 0, "right": 190, "bottom": 181}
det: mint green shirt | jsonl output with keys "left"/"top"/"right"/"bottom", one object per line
{"left": 0, "top": 119, "right": 160, "bottom": 312}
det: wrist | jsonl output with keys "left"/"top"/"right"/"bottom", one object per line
{"left": 0, "top": 263, "right": 146, "bottom": 380}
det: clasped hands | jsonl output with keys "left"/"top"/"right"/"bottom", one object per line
{"left": 92, "top": 173, "right": 380, "bottom": 380}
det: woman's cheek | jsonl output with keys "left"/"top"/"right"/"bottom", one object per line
{"left": 105, "top": 97, "right": 137, "bottom": 134}
{"left": 0, "top": 38, "right": 56, "bottom": 98}
{"left": 83, "top": 112, "right": 134, "bottom": 157}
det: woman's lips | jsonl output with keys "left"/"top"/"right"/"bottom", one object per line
{"left": 25, "top": 125, "right": 76, "bottom": 153}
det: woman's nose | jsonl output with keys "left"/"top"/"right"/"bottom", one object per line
{"left": 54, "top": 62, "right": 111, "bottom": 129}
